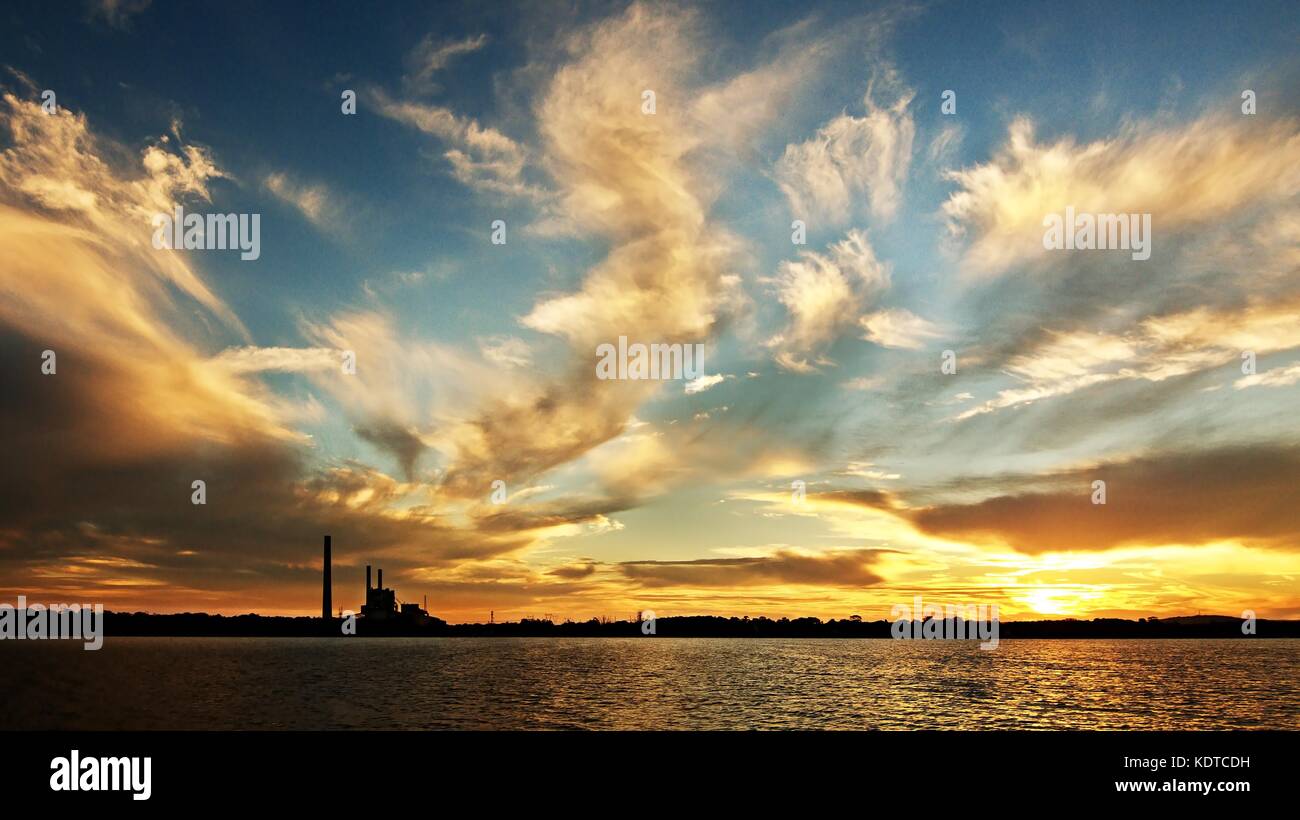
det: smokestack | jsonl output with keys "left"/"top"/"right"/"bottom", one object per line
{"left": 366, "top": 564, "right": 372, "bottom": 591}
{"left": 378, "top": 568, "right": 383, "bottom": 590}
{"left": 322, "top": 535, "right": 332, "bottom": 620}
{"left": 319, "top": 535, "right": 330, "bottom": 618}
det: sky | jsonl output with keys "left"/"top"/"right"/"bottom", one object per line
{"left": 1, "top": 0, "right": 1298, "bottom": 622}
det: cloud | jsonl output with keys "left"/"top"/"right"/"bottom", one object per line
{"left": 684, "top": 373, "right": 728, "bottom": 394}
{"left": 473, "top": 496, "right": 629, "bottom": 536}
{"left": 0, "top": 93, "right": 243, "bottom": 337}
{"left": 353, "top": 421, "right": 427, "bottom": 481}
{"left": 688, "top": 17, "right": 849, "bottom": 159}
{"left": 477, "top": 335, "right": 533, "bottom": 368}
{"left": 620, "top": 549, "right": 886, "bottom": 588}
{"left": 814, "top": 488, "right": 900, "bottom": 510}
{"left": 263, "top": 172, "right": 343, "bottom": 231}
{"left": 2, "top": 4, "right": 1297, "bottom": 626}
{"left": 1236, "top": 362, "right": 1300, "bottom": 390}
{"left": 766, "top": 229, "right": 889, "bottom": 371}
{"left": 775, "top": 76, "right": 915, "bottom": 225}
{"left": 404, "top": 33, "right": 488, "bottom": 94}
{"left": 837, "top": 462, "right": 900, "bottom": 481}
{"left": 898, "top": 445, "right": 1300, "bottom": 553}
{"left": 394, "top": 3, "right": 776, "bottom": 500}
{"left": 957, "top": 297, "right": 1300, "bottom": 419}
{"left": 212, "top": 346, "right": 343, "bottom": 375}
{"left": 860, "top": 307, "right": 941, "bottom": 349}
{"left": 927, "top": 121, "right": 963, "bottom": 166}
{"left": 372, "top": 89, "right": 539, "bottom": 199}
{"left": 943, "top": 114, "right": 1300, "bottom": 277}
{"left": 0, "top": 92, "right": 544, "bottom": 612}
{"left": 522, "top": 3, "right": 744, "bottom": 345}
{"left": 843, "top": 375, "right": 885, "bottom": 391}
{"left": 298, "top": 309, "right": 519, "bottom": 467}
{"left": 548, "top": 562, "right": 597, "bottom": 579}
{"left": 0, "top": 94, "right": 293, "bottom": 456}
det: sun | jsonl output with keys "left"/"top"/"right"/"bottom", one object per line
{"left": 1019, "top": 588, "right": 1079, "bottom": 617}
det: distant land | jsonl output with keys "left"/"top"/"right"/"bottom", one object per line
{"left": 94, "top": 612, "right": 1300, "bottom": 639}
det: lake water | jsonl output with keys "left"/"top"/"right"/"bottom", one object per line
{"left": 3, "top": 637, "right": 1297, "bottom": 730}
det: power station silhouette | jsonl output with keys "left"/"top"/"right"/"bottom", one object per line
{"left": 321, "top": 535, "right": 429, "bottom": 624}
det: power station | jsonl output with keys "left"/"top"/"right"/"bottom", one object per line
{"left": 321, "top": 535, "right": 429, "bottom": 625}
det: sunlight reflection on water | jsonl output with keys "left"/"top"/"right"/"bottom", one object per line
{"left": 3, "top": 637, "right": 1296, "bottom": 730}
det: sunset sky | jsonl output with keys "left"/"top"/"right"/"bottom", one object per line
{"left": 2, "top": 0, "right": 1298, "bottom": 622}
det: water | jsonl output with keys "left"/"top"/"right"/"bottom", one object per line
{"left": 3, "top": 637, "right": 1296, "bottom": 730}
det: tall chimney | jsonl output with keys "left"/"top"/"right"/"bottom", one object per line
{"left": 322, "top": 535, "right": 332, "bottom": 620}
{"left": 366, "top": 564, "right": 372, "bottom": 591}
{"left": 377, "top": 568, "right": 383, "bottom": 590}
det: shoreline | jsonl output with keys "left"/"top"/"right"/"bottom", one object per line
{"left": 40, "top": 611, "right": 1300, "bottom": 640}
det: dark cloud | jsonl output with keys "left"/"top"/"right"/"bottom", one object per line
{"left": 547, "top": 562, "right": 597, "bottom": 579}
{"left": 353, "top": 420, "right": 426, "bottom": 481}
{"left": 0, "top": 330, "right": 527, "bottom": 607}
{"left": 816, "top": 488, "right": 899, "bottom": 509}
{"left": 620, "top": 549, "right": 886, "bottom": 588}
{"left": 472, "top": 496, "right": 632, "bottom": 534}
{"left": 898, "top": 444, "right": 1300, "bottom": 553}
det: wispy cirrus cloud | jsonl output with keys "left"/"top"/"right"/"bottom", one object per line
{"left": 684, "top": 373, "right": 729, "bottom": 394}
{"left": 1236, "top": 362, "right": 1300, "bottom": 390}
{"left": 943, "top": 114, "right": 1300, "bottom": 277}
{"left": 477, "top": 335, "right": 533, "bottom": 368}
{"left": 956, "top": 297, "right": 1300, "bottom": 419}
{"left": 860, "top": 307, "right": 941, "bottom": 350}
{"left": 371, "top": 88, "right": 541, "bottom": 199}
{"left": 263, "top": 172, "right": 344, "bottom": 232}
{"left": 211, "top": 346, "right": 343, "bottom": 375}
{"left": 765, "top": 230, "right": 889, "bottom": 372}
{"left": 775, "top": 76, "right": 915, "bottom": 226}
{"left": 403, "top": 33, "right": 488, "bottom": 95}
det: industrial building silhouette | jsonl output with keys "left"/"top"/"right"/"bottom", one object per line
{"left": 322, "top": 535, "right": 429, "bottom": 625}
{"left": 96, "top": 533, "right": 1300, "bottom": 638}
